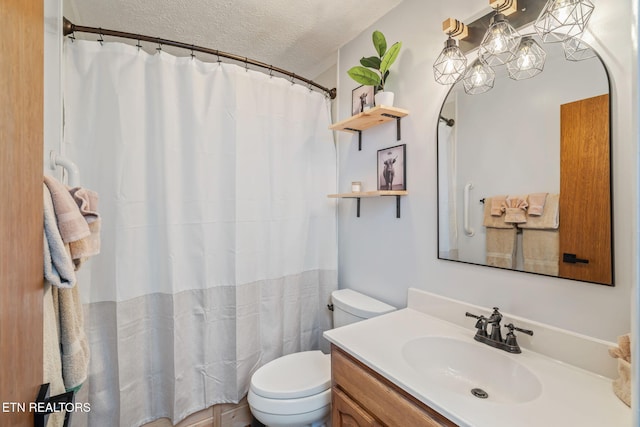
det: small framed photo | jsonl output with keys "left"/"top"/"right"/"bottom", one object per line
{"left": 351, "top": 85, "right": 375, "bottom": 116}
{"left": 377, "top": 144, "right": 406, "bottom": 191}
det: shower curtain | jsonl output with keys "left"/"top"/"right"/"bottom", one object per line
{"left": 63, "top": 40, "right": 337, "bottom": 426}
{"left": 438, "top": 123, "right": 458, "bottom": 259}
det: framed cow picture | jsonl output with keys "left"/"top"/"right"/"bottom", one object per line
{"left": 377, "top": 144, "right": 406, "bottom": 191}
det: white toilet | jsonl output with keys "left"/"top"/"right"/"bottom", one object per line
{"left": 247, "top": 289, "right": 396, "bottom": 427}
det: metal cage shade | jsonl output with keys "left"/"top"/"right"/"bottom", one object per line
{"left": 463, "top": 59, "right": 496, "bottom": 95}
{"left": 433, "top": 38, "right": 468, "bottom": 85}
{"left": 563, "top": 36, "right": 596, "bottom": 61}
{"left": 534, "top": 0, "right": 595, "bottom": 43}
{"left": 507, "top": 36, "right": 546, "bottom": 80}
{"left": 478, "top": 13, "right": 521, "bottom": 67}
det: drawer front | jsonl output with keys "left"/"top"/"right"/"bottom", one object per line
{"left": 331, "top": 345, "right": 457, "bottom": 427}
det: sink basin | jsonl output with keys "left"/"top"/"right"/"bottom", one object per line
{"left": 402, "top": 336, "right": 542, "bottom": 404}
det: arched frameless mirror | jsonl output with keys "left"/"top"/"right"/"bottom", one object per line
{"left": 437, "top": 34, "right": 613, "bottom": 286}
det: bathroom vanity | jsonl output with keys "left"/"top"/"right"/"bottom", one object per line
{"left": 324, "top": 289, "right": 631, "bottom": 427}
{"left": 331, "top": 345, "right": 455, "bottom": 426}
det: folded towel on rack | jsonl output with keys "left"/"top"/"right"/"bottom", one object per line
{"left": 486, "top": 228, "right": 517, "bottom": 269}
{"left": 69, "top": 220, "right": 101, "bottom": 269}
{"left": 522, "top": 229, "right": 559, "bottom": 276}
{"left": 503, "top": 195, "right": 528, "bottom": 223}
{"left": 608, "top": 333, "right": 632, "bottom": 407}
{"left": 69, "top": 187, "right": 99, "bottom": 223}
{"left": 527, "top": 193, "right": 548, "bottom": 216}
{"left": 519, "top": 194, "right": 560, "bottom": 230}
{"left": 43, "top": 282, "right": 67, "bottom": 427}
{"left": 53, "top": 284, "right": 90, "bottom": 391}
{"left": 490, "top": 195, "right": 507, "bottom": 216}
{"left": 483, "top": 197, "right": 513, "bottom": 229}
{"left": 608, "top": 334, "right": 631, "bottom": 363}
{"left": 44, "top": 184, "right": 76, "bottom": 289}
{"left": 68, "top": 187, "right": 101, "bottom": 267}
{"left": 44, "top": 175, "right": 90, "bottom": 243}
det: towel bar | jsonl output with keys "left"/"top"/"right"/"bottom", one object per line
{"left": 464, "top": 183, "right": 475, "bottom": 236}
{"left": 49, "top": 151, "right": 80, "bottom": 187}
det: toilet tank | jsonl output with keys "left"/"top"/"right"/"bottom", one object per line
{"left": 331, "top": 289, "right": 396, "bottom": 328}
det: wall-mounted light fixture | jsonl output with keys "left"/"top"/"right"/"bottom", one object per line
{"left": 433, "top": 0, "right": 596, "bottom": 94}
{"left": 533, "top": 0, "right": 595, "bottom": 43}
{"left": 433, "top": 19, "right": 468, "bottom": 85}
{"left": 478, "top": 0, "right": 522, "bottom": 67}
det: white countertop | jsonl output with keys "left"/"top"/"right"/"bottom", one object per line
{"left": 324, "top": 308, "right": 631, "bottom": 427}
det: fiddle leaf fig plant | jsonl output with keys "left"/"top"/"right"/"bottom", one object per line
{"left": 348, "top": 30, "right": 402, "bottom": 91}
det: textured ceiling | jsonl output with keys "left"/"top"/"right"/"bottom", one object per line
{"left": 64, "top": 0, "right": 404, "bottom": 79}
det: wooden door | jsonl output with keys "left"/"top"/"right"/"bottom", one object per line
{"left": 559, "top": 94, "right": 612, "bottom": 285}
{"left": 0, "top": 0, "right": 44, "bottom": 425}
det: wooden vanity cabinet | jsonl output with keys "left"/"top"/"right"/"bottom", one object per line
{"left": 331, "top": 345, "right": 458, "bottom": 427}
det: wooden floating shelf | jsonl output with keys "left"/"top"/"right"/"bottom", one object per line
{"left": 327, "top": 190, "right": 408, "bottom": 198}
{"left": 328, "top": 190, "right": 408, "bottom": 218}
{"left": 329, "top": 106, "right": 409, "bottom": 133}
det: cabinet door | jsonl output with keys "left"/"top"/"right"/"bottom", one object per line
{"left": 332, "top": 387, "right": 381, "bottom": 427}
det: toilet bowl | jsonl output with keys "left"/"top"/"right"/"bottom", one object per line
{"left": 248, "top": 351, "right": 331, "bottom": 427}
{"left": 248, "top": 289, "right": 395, "bottom": 427}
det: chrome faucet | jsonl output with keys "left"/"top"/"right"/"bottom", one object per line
{"left": 465, "top": 308, "right": 533, "bottom": 354}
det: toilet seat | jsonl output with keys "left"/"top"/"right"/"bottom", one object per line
{"left": 248, "top": 351, "right": 331, "bottom": 416}
{"left": 250, "top": 351, "right": 331, "bottom": 399}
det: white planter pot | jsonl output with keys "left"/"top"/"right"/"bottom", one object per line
{"left": 375, "top": 91, "right": 395, "bottom": 107}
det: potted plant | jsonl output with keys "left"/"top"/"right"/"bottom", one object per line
{"left": 347, "top": 30, "right": 402, "bottom": 107}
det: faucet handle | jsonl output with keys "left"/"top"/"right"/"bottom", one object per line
{"left": 505, "top": 323, "right": 534, "bottom": 336}
{"left": 503, "top": 323, "right": 533, "bottom": 353}
{"left": 465, "top": 312, "right": 488, "bottom": 337}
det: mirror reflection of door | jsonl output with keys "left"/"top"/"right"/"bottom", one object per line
{"left": 436, "top": 34, "right": 613, "bottom": 286}
{"left": 559, "top": 94, "right": 612, "bottom": 285}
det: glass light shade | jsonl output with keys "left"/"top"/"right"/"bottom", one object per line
{"left": 462, "top": 59, "right": 495, "bottom": 95}
{"left": 534, "top": 0, "right": 595, "bottom": 43}
{"left": 563, "top": 36, "right": 596, "bottom": 61}
{"left": 433, "top": 38, "right": 468, "bottom": 85}
{"left": 507, "top": 36, "right": 547, "bottom": 80}
{"left": 478, "top": 13, "right": 521, "bottom": 67}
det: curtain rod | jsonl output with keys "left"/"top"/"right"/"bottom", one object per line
{"left": 62, "top": 18, "right": 337, "bottom": 100}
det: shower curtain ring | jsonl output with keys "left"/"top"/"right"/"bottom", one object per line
{"left": 97, "top": 29, "right": 104, "bottom": 45}
{"left": 290, "top": 74, "right": 296, "bottom": 85}
{"left": 190, "top": 45, "right": 196, "bottom": 60}
{"left": 269, "top": 66, "right": 274, "bottom": 78}
{"left": 244, "top": 57, "right": 249, "bottom": 72}
{"left": 156, "top": 39, "right": 162, "bottom": 52}
{"left": 216, "top": 50, "right": 222, "bottom": 65}
{"left": 136, "top": 39, "right": 142, "bottom": 51}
